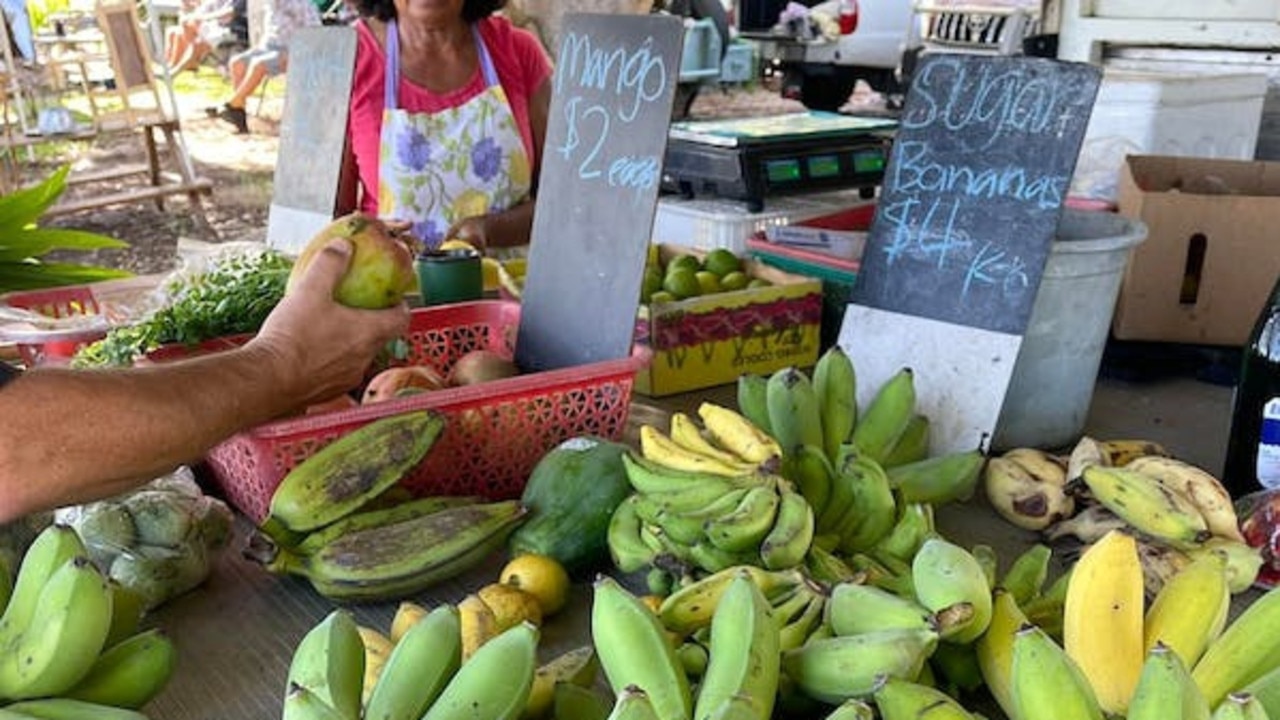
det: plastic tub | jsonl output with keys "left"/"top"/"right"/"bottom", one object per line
{"left": 991, "top": 209, "right": 1149, "bottom": 451}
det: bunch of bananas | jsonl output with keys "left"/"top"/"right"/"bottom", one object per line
{"left": 244, "top": 410, "right": 530, "bottom": 603}
{"left": 0, "top": 525, "right": 175, "bottom": 719}
{"left": 282, "top": 604, "right": 541, "bottom": 720}
{"left": 982, "top": 527, "right": 1280, "bottom": 720}
{"left": 985, "top": 436, "right": 1264, "bottom": 595}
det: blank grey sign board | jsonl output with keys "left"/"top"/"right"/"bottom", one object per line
{"left": 515, "top": 13, "right": 684, "bottom": 373}
{"left": 266, "top": 27, "right": 357, "bottom": 256}
{"left": 840, "top": 54, "right": 1102, "bottom": 453}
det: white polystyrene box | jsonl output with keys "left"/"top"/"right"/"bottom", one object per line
{"left": 651, "top": 189, "right": 872, "bottom": 253}
{"left": 1071, "top": 69, "right": 1268, "bottom": 203}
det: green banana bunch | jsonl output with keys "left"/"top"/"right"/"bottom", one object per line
{"left": 693, "top": 572, "right": 780, "bottom": 720}
{"left": 1, "top": 697, "right": 152, "bottom": 719}
{"left": 422, "top": 623, "right": 538, "bottom": 720}
{"left": 593, "top": 576, "right": 692, "bottom": 720}
{"left": 736, "top": 374, "right": 772, "bottom": 439}
{"left": 704, "top": 483, "right": 781, "bottom": 554}
{"left": 621, "top": 454, "right": 753, "bottom": 497}
{"left": 607, "top": 496, "right": 660, "bottom": 574}
{"left": 759, "top": 481, "right": 815, "bottom": 571}
{"left": 825, "top": 582, "right": 935, "bottom": 636}
{"left": 765, "top": 367, "right": 824, "bottom": 460}
{"left": 848, "top": 367, "right": 915, "bottom": 465}
{"left": 911, "top": 538, "right": 992, "bottom": 645}
{"left": 803, "top": 545, "right": 860, "bottom": 586}
{"left": 1009, "top": 624, "right": 1104, "bottom": 720}
{"left": 871, "top": 502, "right": 934, "bottom": 567}
{"left": 261, "top": 410, "right": 446, "bottom": 544}
{"left": 1193, "top": 584, "right": 1280, "bottom": 707}
{"left": 250, "top": 500, "right": 528, "bottom": 603}
{"left": 998, "top": 543, "right": 1052, "bottom": 606}
{"left": 64, "top": 627, "right": 175, "bottom": 710}
{"left": 975, "top": 589, "right": 1027, "bottom": 720}
{"left": 880, "top": 415, "right": 930, "bottom": 469}
{"left": 1212, "top": 693, "right": 1272, "bottom": 720}
{"left": 1127, "top": 642, "right": 1211, "bottom": 720}
{"left": 0, "top": 556, "right": 114, "bottom": 701}
{"left": 364, "top": 605, "right": 461, "bottom": 720}
{"left": 777, "top": 591, "right": 826, "bottom": 652}
{"left": 886, "top": 448, "right": 986, "bottom": 505}
{"left": 830, "top": 453, "right": 896, "bottom": 555}
{"left": 285, "top": 609, "right": 364, "bottom": 720}
{"left": 813, "top": 346, "right": 857, "bottom": 465}
{"left": 780, "top": 627, "right": 938, "bottom": 704}
{"left": 787, "top": 445, "right": 835, "bottom": 522}
{"left": 872, "top": 677, "right": 976, "bottom": 720}
{"left": 659, "top": 565, "right": 806, "bottom": 637}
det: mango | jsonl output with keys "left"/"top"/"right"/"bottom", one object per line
{"left": 287, "top": 213, "right": 417, "bottom": 309}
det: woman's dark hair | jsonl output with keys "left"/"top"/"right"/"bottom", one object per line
{"left": 353, "top": 0, "right": 506, "bottom": 23}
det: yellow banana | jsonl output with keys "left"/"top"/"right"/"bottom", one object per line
{"left": 1065, "top": 435, "right": 1110, "bottom": 484}
{"left": 736, "top": 374, "right": 773, "bottom": 439}
{"left": 1063, "top": 529, "right": 1144, "bottom": 716}
{"left": 849, "top": 367, "right": 915, "bottom": 464}
{"left": 389, "top": 600, "right": 430, "bottom": 644}
{"left": 1080, "top": 465, "right": 1212, "bottom": 547}
{"left": 622, "top": 453, "right": 753, "bottom": 496}
{"left": 693, "top": 572, "right": 780, "bottom": 720}
{"left": 641, "top": 425, "right": 753, "bottom": 477}
{"left": 524, "top": 646, "right": 597, "bottom": 720}
{"left": 975, "top": 589, "right": 1029, "bottom": 720}
{"left": 873, "top": 677, "right": 976, "bottom": 720}
{"left": 983, "top": 455, "right": 1075, "bottom": 531}
{"left": 1004, "top": 447, "right": 1069, "bottom": 484}
{"left": 592, "top": 576, "right": 692, "bottom": 720}
{"left": 1100, "top": 438, "right": 1171, "bottom": 467}
{"left": 813, "top": 346, "right": 858, "bottom": 464}
{"left": 1192, "top": 584, "right": 1280, "bottom": 707}
{"left": 1010, "top": 624, "right": 1105, "bottom": 720}
{"left": 911, "top": 538, "right": 992, "bottom": 644}
{"left": 1127, "top": 642, "right": 1211, "bottom": 720}
{"left": 1127, "top": 455, "right": 1246, "bottom": 543}
{"left": 65, "top": 627, "right": 176, "bottom": 710}
{"left": 284, "top": 609, "right": 365, "bottom": 720}
{"left": 422, "top": 623, "right": 538, "bottom": 720}
{"left": 698, "top": 402, "right": 783, "bottom": 466}
{"left": 365, "top": 605, "right": 461, "bottom": 720}
{"left": 459, "top": 592, "right": 499, "bottom": 663}
{"left": 1137, "top": 539, "right": 1194, "bottom": 598}
{"left": 670, "top": 412, "right": 755, "bottom": 468}
{"left": 1145, "top": 553, "right": 1231, "bottom": 668}
{"left": 358, "top": 625, "right": 394, "bottom": 707}
{"left": 780, "top": 628, "right": 938, "bottom": 704}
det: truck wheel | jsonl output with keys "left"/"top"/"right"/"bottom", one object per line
{"left": 799, "top": 74, "right": 856, "bottom": 112}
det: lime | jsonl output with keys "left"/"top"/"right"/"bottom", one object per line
{"left": 720, "top": 271, "right": 749, "bottom": 292}
{"left": 641, "top": 266, "right": 665, "bottom": 302}
{"left": 649, "top": 290, "right": 677, "bottom": 305}
{"left": 747, "top": 278, "right": 773, "bottom": 289}
{"left": 667, "top": 254, "right": 702, "bottom": 276}
{"left": 664, "top": 268, "right": 702, "bottom": 300}
{"left": 695, "top": 271, "right": 722, "bottom": 295}
{"left": 703, "top": 248, "right": 742, "bottom": 278}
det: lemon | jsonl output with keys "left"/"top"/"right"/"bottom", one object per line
{"left": 649, "top": 290, "right": 677, "bottom": 305}
{"left": 704, "top": 248, "right": 742, "bottom": 278}
{"left": 500, "top": 553, "right": 572, "bottom": 617}
{"left": 667, "top": 254, "right": 701, "bottom": 276}
{"left": 641, "top": 266, "right": 665, "bottom": 302}
{"left": 695, "top": 271, "right": 722, "bottom": 295}
{"left": 720, "top": 271, "right": 749, "bottom": 292}
{"left": 664, "top": 268, "right": 702, "bottom": 300}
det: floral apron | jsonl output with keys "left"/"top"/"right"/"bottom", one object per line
{"left": 378, "top": 19, "right": 532, "bottom": 251}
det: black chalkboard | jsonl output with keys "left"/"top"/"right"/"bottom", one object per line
{"left": 850, "top": 54, "right": 1102, "bottom": 335}
{"left": 515, "top": 13, "right": 684, "bottom": 373}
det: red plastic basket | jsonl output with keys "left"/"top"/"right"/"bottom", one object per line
{"left": 202, "top": 300, "right": 651, "bottom": 523}
{"left": 0, "top": 286, "right": 107, "bottom": 366}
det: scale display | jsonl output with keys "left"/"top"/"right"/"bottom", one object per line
{"left": 662, "top": 112, "right": 896, "bottom": 211}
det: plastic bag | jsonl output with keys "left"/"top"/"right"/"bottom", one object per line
{"left": 1236, "top": 488, "right": 1280, "bottom": 589}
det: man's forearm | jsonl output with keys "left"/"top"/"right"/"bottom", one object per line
{"left": 0, "top": 344, "right": 299, "bottom": 521}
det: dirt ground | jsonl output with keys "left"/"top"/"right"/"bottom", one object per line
{"left": 33, "top": 74, "right": 881, "bottom": 276}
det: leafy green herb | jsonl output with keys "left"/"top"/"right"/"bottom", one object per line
{"left": 73, "top": 250, "right": 294, "bottom": 367}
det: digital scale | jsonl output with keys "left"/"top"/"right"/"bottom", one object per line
{"left": 662, "top": 112, "right": 898, "bottom": 212}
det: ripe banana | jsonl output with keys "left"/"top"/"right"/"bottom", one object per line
{"left": 524, "top": 646, "right": 597, "bottom": 720}
{"left": 698, "top": 402, "right": 783, "bottom": 466}
{"left": 788, "top": 444, "right": 835, "bottom": 521}
{"left": 693, "top": 572, "right": 780, "bottom": 720}
{"left": 1126, "top": 455, "right": 1246, "bottom": 543}
{"left": 871, "top": 502, "right": 934, "bottom": 566}
{"left": 621, "top": 453, "right": 753, "bottom": 497}
{"left": 880, "top": 414, "right": 931, "bottom": 469}
{"left": 389, "top": 600, "right": 429, "bottom": 644}
{"left": 659, "top": 566, "right": 805, "bottom": 637}
{"left": 359, "top": 625, "right": 393, "bottom": 708}
{"left": 1043, "top": 502, "right": 1127, "bottom": 544}
{"left": 704, "top": 482, "right": 781, "bottom": 553}
{"left": 1, "top": 697, "right": 152, "bottom": 719}
{"left": 1144, "top": 553, "right": 1231, "bottom": 669}
{"left": 422, "top": 622, "right": 539, "bottom": 720}
{"left": 0, "top": 556, "right": 114, "bottom": 701}
{"left": 780, "top": 627, "right": 938, "bottom": 704}
{"left": 641, "top": 425, "right": 754, "bottom": 477}
{"left": 886, "top": 448, "right": 986, "bottom": 505}
{"left": 813, "top": 346, "right": 858, "bottom": 465}
{"left": 1065, "top": 435, "right": 1110, "bottom": 484}
{"left": 1101, "top": 438, "right": 1170, "bottom": 467}
{"left": 737, "top": 374, "right": 773, "bottom": 438}
{"left": 1063, "top": 529, "right": 1144, "bottom": 716}
{"left": 1193, "top": 584, "right": 1280, "bottom": 707}
{"left": 911, "top": 538, "right": 992, "bottom": 644}
{"left": 365, "top": 604, "right": 461, "bottom": 720}
{"left": 975, "top": 589, "right": 1028, "bottom": 720}
{"left": 1010, "top": 624, "right": 1104, "bottom": 720}
{"left": 984, "top": 455, "right": 1074, "bottom": 532}
{"left": 1137, "top": 539, "right": 1194, "bottom": 598}
{"left": 1213, "top": 692, "right": 1272, "bottom": 720}
{"left": 759, "top": 483, "right": 815, "bottom": 571}
{"left": 825, "top": 582, "right": 935, "bottom": 636}
{"left": 263, "top": 410, "right": 445, "bottom": 540}
{"left": 64, "top": 627, "right": 175, "bottom": 709}
{"left": 873, "top": 677, "right": 976, "bottom": 720}
{"left": 459, "top": 592, "right": 498, "bottom": 663}
{"left": 849, "top": 367, "right": 915, "bottom": 464}
{"left": 999, "top": 543, "right": 1052, "bottom": 606}
{"left": 592, "top": 576, "right": 692, "bottom": 720}
{"left": 1127, "top": 642, "right": 1211, "bottom": 720}
{"left": 1079, "top": 465, "right": 1212, "bottom": 547}
{"left": 670, "top": 412, "right": 753, "bottom": 468}
{"left": 258, "top": 501, "right": 529, "bottom": 602}
{"left": 831, "top": 454, "right": 896, "bottom": 554}
{"left": 608, "top": 496, "right": 659, "bottom": 574}
{"left": 294, "top": 495, "right": 483, "bottom": 557}
{"left": 286, "top": 609, "right": 365, "bottom": 720}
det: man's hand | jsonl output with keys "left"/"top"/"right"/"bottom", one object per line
{"left": 445, "top": 215, "right": 490, "bottom": 254}
{"left": 249, "top": 239, "right": 410, "bottom": 409}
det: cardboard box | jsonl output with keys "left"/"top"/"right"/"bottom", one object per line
{"left": 1114, "top": 155, "right": 1280, "bottom": 346}
{"left": 634, "top": 245, "right": 823, "bottom": 397}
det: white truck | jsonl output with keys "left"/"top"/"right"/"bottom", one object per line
{"left": 742, "top": 0, "right": 1044, "bottom": 111}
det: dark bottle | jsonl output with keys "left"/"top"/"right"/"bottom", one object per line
{"left": 1224, "top": 274, "right": 1280, "bottom": 497}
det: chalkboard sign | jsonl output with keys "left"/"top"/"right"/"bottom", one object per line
{"left": 851, "top": 54, "right": 1102, "bottom": 335}
{"left": 515, "top": 13, "right": 684, "bottom": 372}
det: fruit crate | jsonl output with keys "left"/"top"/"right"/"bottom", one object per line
{"left": 0, "top": 286, "right": 109, "bottom": 366}
{"left": 200, "top": 300, "right": 651, "bottom": 524}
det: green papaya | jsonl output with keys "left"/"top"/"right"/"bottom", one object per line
{"left": 508, "top": 436, "right": 631, "bottom": 576}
